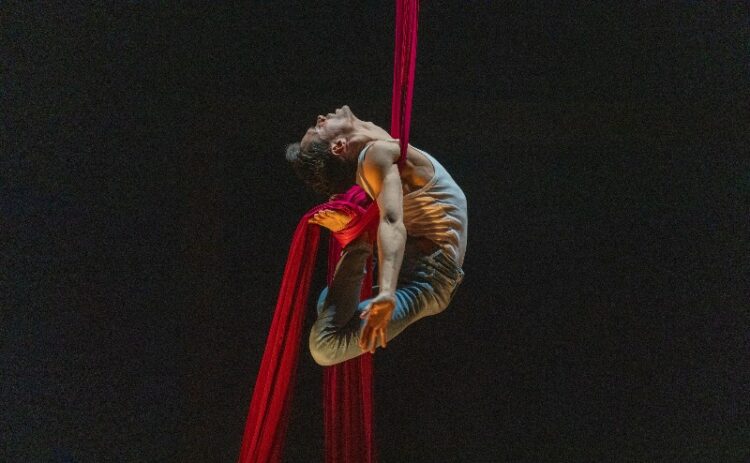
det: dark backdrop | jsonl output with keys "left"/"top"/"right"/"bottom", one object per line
{"left": 4, "top": 2, "right": 748, "bottom": 462}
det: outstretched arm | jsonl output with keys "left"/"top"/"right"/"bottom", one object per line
{"left": 357, "top": 142, "right": 406, "bottom": 353}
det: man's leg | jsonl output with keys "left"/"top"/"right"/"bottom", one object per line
{"left": 309, "top": 238, "right": 373, "bottom": 366}
{"left": 310, "top": 245, "right": 464, "bottom": 366}
{"left": 380, "top": 248, "right": 464, "bottom": 344}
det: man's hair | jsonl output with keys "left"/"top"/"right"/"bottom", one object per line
{"left": 285, "top": 140, "right": 355, "bottom": 197}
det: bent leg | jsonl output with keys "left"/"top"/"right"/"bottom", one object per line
{"left": 309, "top": 239, "right": 372, "bottom": 366}
{"left": 380, "top": 249, "right": 464, "bottom": 344}
{"left": 310, "top": 247, "right": 464, "bottom": 366}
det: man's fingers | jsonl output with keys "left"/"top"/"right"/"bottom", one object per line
{"left": 309, "top": 209, "right": 329, "bottom": 221}
{"left": 368, "top": 333, "right": 376, "bottom": 353}
{"left": 367, "top": 328, "right": 377, "bottom": 353}
{"left": 309, "top": 211, "right": 323, "bottom": 224}
{"left": 358, "top": 327, "right": 366, "bottom": 347}
{"left": 362, "top": 330, "right": 374, "bottom": 353}
{"left": 359, "top": 326, "right": 371, "bottom": 350}
{"left": 359, "top": 307, "right": 390, "bottom": 352}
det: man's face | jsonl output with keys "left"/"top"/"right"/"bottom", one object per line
{"left": 301, "top": 105, "right": 357, "bottom": 150}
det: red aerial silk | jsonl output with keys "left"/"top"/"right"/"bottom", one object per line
{"left": 322, "top": 4, "right": 419, "bottom": 459}
{"left": 236, "top": 194, "right": 377, "bottom": 463}
{"left": 392, "top": 0, "right": 420, "bottom": 167}
{"left": 237, "top": 1, "right": 419, "bottom": 462}
{"left": 322, "top": 187, "right": 378, "bottom": 463}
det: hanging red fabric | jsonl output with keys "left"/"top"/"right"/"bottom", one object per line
{"left": 323, "top": 3, "right": 419, "bottom": 459}
{"left": 236, "top": 196, "right": 376, "bottom": 463}
{"left": 392, "top": 0, "right": 420, "bottom": 166}
{"left": 322, "top": 189, "right": 377, "bottom": 463}
{"left": 237, "top": 1, "right": 419, "bottom": 462}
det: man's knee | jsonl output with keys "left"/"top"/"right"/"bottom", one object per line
{"left": 430, "top": 279, "right": 461, "bottom": 315}
{"left": 430, "top": 301, "right": 449, "bottom": 316}
{"left": 309, "top": 326, "right": 346, "bottom": 367}
{"left": 415, "top": 288, "right": 455, "bottom": 318}
{"left": 309, "top": 345, "right": 338, "bottom": 367}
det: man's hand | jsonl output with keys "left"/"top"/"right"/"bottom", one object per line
{"left": 358, "top": 292, "right": 396, "bottom": 353}
{"left": 308, "top": 209, "right": 353, "bottom": 232}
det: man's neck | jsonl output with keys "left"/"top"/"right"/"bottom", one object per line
{"left": 345, "top": 120, "right": 393, "bottom": 160}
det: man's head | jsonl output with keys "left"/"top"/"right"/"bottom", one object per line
{"left": 286, "top": 105, "right": 360, "bottom": 197}
{"left": 301, "top": 105, "right": 359, "bottom": 156}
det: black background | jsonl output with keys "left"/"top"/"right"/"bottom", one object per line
{"left": 4, "top": 2, "right": 748, "bottom": 462}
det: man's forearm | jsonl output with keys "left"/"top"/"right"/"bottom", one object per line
{"left": 376, "top": 219, "right": 406, "bottom": 295}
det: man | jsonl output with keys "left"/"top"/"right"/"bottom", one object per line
{"left": 286, "top": 105, "right": 467, "bottom": 366}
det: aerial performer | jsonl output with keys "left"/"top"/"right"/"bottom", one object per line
{"left": 237, "top": 2, "right": 467, "bottom": 461}
{"left": 286, "top": 105, "right": 468, "bottom": 365}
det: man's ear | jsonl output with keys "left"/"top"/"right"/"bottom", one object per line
{"left": 330, "top": 137, "right": 347, "bottom": 156}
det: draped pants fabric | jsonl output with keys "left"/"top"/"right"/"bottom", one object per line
{"left": 310, "top": 238, "right": 465, "bottom": 366}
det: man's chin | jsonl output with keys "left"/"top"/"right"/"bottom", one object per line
{"left": 339, "top": 105, "right": 355, "bottom": 118}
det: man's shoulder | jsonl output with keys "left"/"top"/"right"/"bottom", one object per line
{"left": 362, "top": 140, "right": 400, "bottom": 167}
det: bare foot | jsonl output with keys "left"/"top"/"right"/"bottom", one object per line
{"left": 308, "top": 209, "right": 353, "bottom": 232}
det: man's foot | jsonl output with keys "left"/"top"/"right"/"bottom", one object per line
{"left": 308, "top": 208, "right": 354, "bottom": 232}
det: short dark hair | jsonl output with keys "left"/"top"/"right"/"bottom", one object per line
{"left": 285, "top": 140, "right": 356, "bottom": 197}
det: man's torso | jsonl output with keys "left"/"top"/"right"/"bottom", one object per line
{"left": 356, "top": 142, "right": 468, "bottom": 266}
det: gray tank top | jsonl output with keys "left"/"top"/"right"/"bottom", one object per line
{"left": 356, "top": 144, "right": 468, "bottom": 266}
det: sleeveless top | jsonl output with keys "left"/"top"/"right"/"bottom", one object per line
{"left": 356, "top": 144, "right": 468, "bottom": 266}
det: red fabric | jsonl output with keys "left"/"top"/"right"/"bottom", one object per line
{"left": 392, "top": 0, "right": 420, "bottom": 167}
{"left": 237, "top": 210, "right": 319, "bottom": 463}
{"left": 323, "top": 4, "right": 420, "bottom": 456}
{"left": 238, "top": 1, "right": 419, "bottom": 461}
{"left": 323, "top": 188, "right": 378, "bottom": 463}
{"left": 236, "top": 197, "right": 373, "bottom": 463}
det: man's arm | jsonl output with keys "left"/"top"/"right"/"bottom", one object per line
{"left": 358, "top": 141, "right": 406, "bottom": 353}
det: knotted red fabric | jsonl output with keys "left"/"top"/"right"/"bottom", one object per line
{"left": 237, "top": 1, "right": 419, "bottom": 462}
